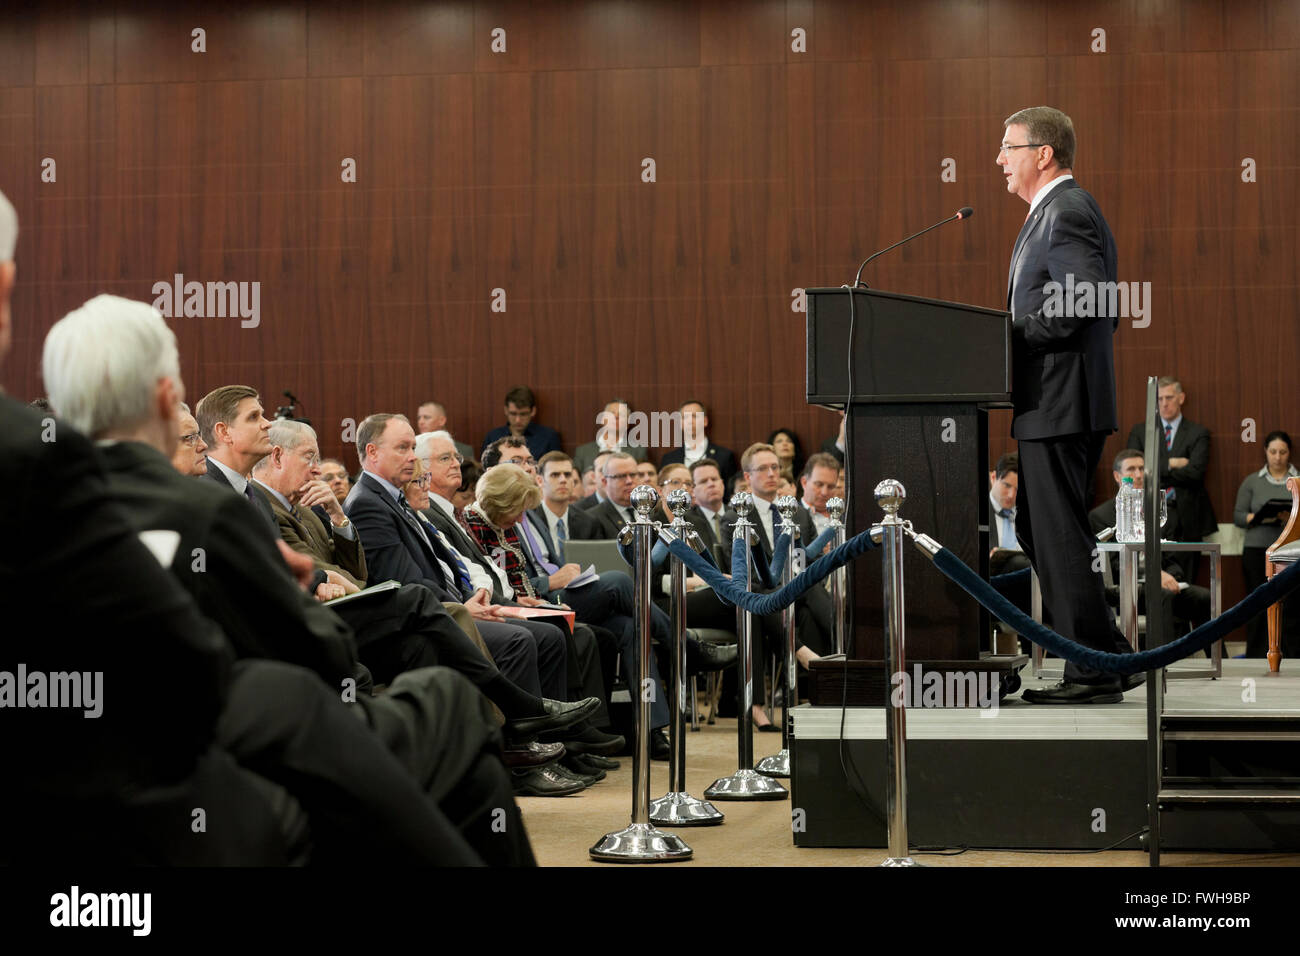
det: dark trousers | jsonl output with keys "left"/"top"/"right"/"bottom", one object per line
{"left": 1017, "top": 433, "right": 1132, "bottom": 682}
{"left": 479, "top": 618, "right": 566, "bottom": 700}
{"left": 218, "top": 660, "right": 503, "bottom": 864}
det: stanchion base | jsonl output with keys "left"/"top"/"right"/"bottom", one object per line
{"left": 880, "top": 857, "right": 924, "bottom": 867}
{"left": 704, "top": 768, "right": 788, "bottom": 801}
{"left": 589, "top": 822, "right": 694, "bottom": 863}
{"left": 755, "top": 749, "right": 790, "bottom": 778}
{"left": 649, "top": 791, "right": 726, "bottom": 826}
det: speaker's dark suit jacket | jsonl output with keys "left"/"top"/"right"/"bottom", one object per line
{"left": 660, "top": 443, "right": 738, "bottom": 486}
{"left": 344, "top": 473, "right": 464, "bottom": 604}
{"left": 1007, "top": 178, "right": 1118, "bottom": 441}
{"left": 1124, "top": 418, "right": 1217, "bottom": 539}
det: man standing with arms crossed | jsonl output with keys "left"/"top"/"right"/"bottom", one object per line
{"left": 998, "top": 106, "right": 1137, "bottom": 704}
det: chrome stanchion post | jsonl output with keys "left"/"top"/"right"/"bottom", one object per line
{"left": 590, "top": 485, "right": 693, "bottom": 862}
{"left": 757, "top": 495, "right": 800, "bottom": 778}
{"left": 827, "top": 496, "right": 847, "bottom": 656}
{"left": 705, "top": 492, "right": 788, "bottom": 801}
{"left": 875, "top": 479, "right": 919, "bottom": 867}
{"left": 649, "top": 489, "right": 725, "bottom": 826}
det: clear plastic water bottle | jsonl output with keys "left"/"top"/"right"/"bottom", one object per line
{"left": 1115, "top": 476, "right": 1141, "bottom": 542}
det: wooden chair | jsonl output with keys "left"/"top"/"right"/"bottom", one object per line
{"left": 1263, "top": 476, "right": 1300, "bottom": 673}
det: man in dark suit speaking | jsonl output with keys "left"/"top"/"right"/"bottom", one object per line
{"left": 998, "top": 106, "right": 1136, "bottom": 704}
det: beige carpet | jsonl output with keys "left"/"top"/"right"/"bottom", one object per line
{"left": 521, "top": 712, "right": 1299, "bottom": 867}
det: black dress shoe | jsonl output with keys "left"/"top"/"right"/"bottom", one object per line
{"left": 501, "top": 740, "right": 565, "bottom": 768}
{"left": 511, "top": 765, "right": 586, "bottom": 796}
{"left": 756, "top": 721, "right": 780, "bottom": 733}
{"left": 650, "top": 728, "right": 670, "bottom": 760}
{"left": 1021, "top": 680, "right": 1123, "bottom": 705}
{"left": 1121, "top": 672, "right": 1146, "bottom": 691}
{"left": 573, "top": 753, "right": 620, "bottom": 772}
{"left": 564, "top": 725, "right": 626, "bottom": 756}
{"left": 506, "top": 696, "right": 601, "bottom": 737}
{"left": 688, "top": 641, "right": 738, "bottom": 674}
{"left": 560, "top": 753, "right": 605, "bottom": 782}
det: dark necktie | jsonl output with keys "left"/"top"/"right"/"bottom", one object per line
{"left": 1163, "top": 424, "right": 1176, "bottom": 501}
{"left": 555, "top": 515, "right": 567, "bottom": 563}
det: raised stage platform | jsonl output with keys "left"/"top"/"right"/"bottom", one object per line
{"left": 791, "top": 659, "right": 1300, "bottom": 851}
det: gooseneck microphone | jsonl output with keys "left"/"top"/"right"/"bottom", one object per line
{"left": 852, "top": 207, "right": 974, "bottom": 288}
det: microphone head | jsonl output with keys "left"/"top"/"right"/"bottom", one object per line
{"left": 956, "top": 206, "right": 974, "bottom": 220}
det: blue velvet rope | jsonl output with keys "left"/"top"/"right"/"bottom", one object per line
{"left": 932, "top": 547, "right": 1300, "bottom": 675}
{"left": 991, "top": 566, "right": 1031, "bottom": 587}
{"left": 671, "top": 526, "right": 879, "bottom": 616}
{"left": 802, "top": 525, "right": 839, "bottom": 561}
{"left": 615, "top": 535, "right": 671, "bottom": 572}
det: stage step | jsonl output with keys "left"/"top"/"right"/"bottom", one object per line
{"left": 1158, "top": 788, "right": 1300, "bottom": 806}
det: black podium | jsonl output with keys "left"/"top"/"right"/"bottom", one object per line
{"left": 805, "top": 286, "right": 1015, "bottom": 674}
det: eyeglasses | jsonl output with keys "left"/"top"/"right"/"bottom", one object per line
{"left": 663, "top": 478, "right": 694, "bottom": 489}
{"left": 748, "top": 463, "right": 781, "bottom": 474}
{"left": 179, "top": 432, "right": 203, "bottom": 446}
{"left": 998, "top": 143, "right": 1045, "bottom": 154}
{"left": 408, "top": 474, "right": 431, "bottom": 489}
{"left": 507, "top": 457, "right": 537, "bottom": 469}
{"left": 434, "top": 452, "right": 464, "bottom": 466}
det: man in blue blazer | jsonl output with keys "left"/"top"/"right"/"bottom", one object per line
{"left": 998, "top": 106, "right": 1137, "bottom": 704}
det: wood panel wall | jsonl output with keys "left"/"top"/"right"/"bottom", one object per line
{"left": 2, "top": 1, "right": 1297, "bottom": 561}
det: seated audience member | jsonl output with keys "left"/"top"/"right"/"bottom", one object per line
{"left": 319, "top": 457, "right": 352, "bottom": 503}
{"left": 767, "top": 428, "right": 806, "bottom": 486}
{"left": 415, "top": 436, "right": 623, "bottom": 782}
{"left": 799, "top": 452, "right": 842, "bottom": 535}
{"left": 480, "top": 385, "right": 561, "bottom": 461}
{"left": 1233, "top": 431, "right": 1300, "bottom": 658}
{"left": 172, "top": 401, "right": 209, "bottom": 476}
{"left": 454, "top": 458, "right": 481, "bottom": 513}
{"left": 573, "top": 398, "right": 648, "bottom": 477}
{"left": 195, "top": 385, "right": 280, "bottom": 539}
{"left": 464, "top": 460, "right": 723, "bottom": 757}
{"left": 636, "top": 459, "right": 659, "bottom": 492}
{"left": 530, "top": 451, "right": 601, "bottom": 553}
{"left": 344, "top": 415, "right": 609, "bottom": 793}
{"left": 988, "top": 452, "right": 1031, "bottom": 576}
{"left": 39, "top": 292, "right": 533, "bottom": 864}
{"left": 660, "top": 399, "right": 738, "bottom": 487}
{"left": 580, "top": 467, "right": 598, "bottom": 500}
{"left": 574, "top": 450, "right": 612, "bottom": 511}
{"left": 1089, "top": 449, "right": 1212, "bottom": 650}
{"left": 778, "top": 472, "right": 798, "bottom": 499}
{"left": 416, "top": 400, "right": 473, "bottom": 461}
{"left": 2, "top": 200, "right": 308, "bottom": 866}
{"left": 690, "top": 457, "right": 733, "bottom": 563}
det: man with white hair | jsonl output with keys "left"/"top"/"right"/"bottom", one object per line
{"left": 172, "top": 401, "right": 208, "bottom": 476}
{"left": 42, "top": 292, "right": 538, "bottom": 864}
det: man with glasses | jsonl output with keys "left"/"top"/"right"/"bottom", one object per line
{"left": 319, "top": 458, "right": 352, "bottom": 504}
{"left": 172, "top": 402, "right": 209, "bottom": 476}
{"left": 527, "top": 451, "right": 599, "bottom": 561}
{"left": 998, "top": 106, "right": 1134, "bottom": 705}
